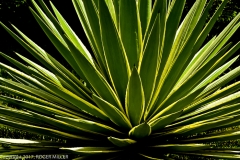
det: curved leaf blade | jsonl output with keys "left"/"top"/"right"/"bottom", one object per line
{"left": 125, "top": 67, "right": 145, "bottom": 126}
{"left": 149, "top": 110, "right": 182, "bottom": 132}
{"left": 129, "top": 122, "right": 151, "bottom": 139}
{"left": 99, "top": 0, "right": 131, "bottom": 104}
{"left": 119, "top": 0, "right": 142, "bottom": 68}
{"left": 92, "top": 94, "right": 132, "bottom": 130}
{"left": 108, "top": 137, "right": 136, "bottom": 147}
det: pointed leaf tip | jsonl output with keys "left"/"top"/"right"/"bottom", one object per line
{"left": 108, "top": 137, "right": 136, "bottom": 147}
{"left": 129, "top": 122, "right": 151, "bottom": 139}
{"left": 125, "top": 66, "right": 145, "bottom": 126}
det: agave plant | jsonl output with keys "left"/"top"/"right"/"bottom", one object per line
{"left": 0, "top": 0, "right": 240, "bottom": 159}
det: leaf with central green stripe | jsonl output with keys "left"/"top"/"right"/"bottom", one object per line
{"left": 170, "top": 103, "right": 240, "bottom": 128}
{"left": 99, "top": 0, "right": 130, "bottom": 104}
{"left": 149, "top": 110, "right": 182, "bottom": 132}
{"left": 26, "top": 110, "right": 106, "bottom": 138}
{"left": 108, "top": 137, "right": 136, "bottom": 147}
{"left": 105, "top": 0, "right": 117, "bottom": 26}
{"left": 148, "top": 0, "right": 184, "bottom": 98}
{"left": 0, "top": 95, "right": 80, "bottom": 119}
{"left": 29, "top": 8, "right": 86, "bottom": 82}
{"left": 1, "top": 0, "right": 240, "bottom": 158}
{"left": 176, "top": 35, "right": 217, "bottom": 86}
{"left": 55, "top": 115, "right": 124, "bottom": 136}
{"left": 149, "top": 85, "right": 205, "bottom": 121}
{"left": 32, "top": 76, "right": 109, "bottom": 121}
{"left": 49, "top": 1, "right": 94, "bottom": 65}
{"left": 31, "top": 0, "right": 65, "bottom": 44}
{"left": 0, "top": 63, "right": 47, "bottom": 92}
{"left": 46, "top": 53, "right": 93, "bottom": 95}
{"left": 144, "top": 0, "right": 168, "bottom": 42}
{"left": 32, "top": 0, "right": 97, "bottom": 86}
{"left": 16, "top": 53, "right": 62, "bottom": 87}
{"left": 129, "top": 122, "right": 151, "bottom": 139}
{"left": 72, "top": 0, "right": 107, "bottom": 75}
{"left": 179, "top": 90, "right": 240, "bottom": 119}
{"left": 139, "top": 154, "right": 172, "bottom": 160}
{"left": 81, "top": 0, "right": 108, "bottom": 75}
{"left": 61, "top": 147, "right": 119, "bottom": 155}
{"left": 0, "top": 118, "right": 91, "bottom": 140}
{"left": 119, "top": 0, "right": 142, "bottom": 68}
{"left": 0, "top": 85, "right": 81, "bottom": 119}
{"left": 152, "top": 53, "right": 240, "bottom": 120}
{"left": 171, "top": 116, "right": 239, "bottom": 136}
{"left": 180, "top": 131, "right": 240, "bottom": 143}
{"left": 0, "top": 148, "right": 62, "bottom": 156}
{"left": 196, "top": 57, "right": 240, "bottom": 99}
{"left": 191, "top": 0, "right": 228, "bottom": 55}
{"left": 0, "top": 52, "right": 35, "bottom": 78}
{"left": 150, "top": 0, "right": 206, "bottom": 117}
{"left": 0, "top": 77, "right": 77, "bottom": 111}
{"left": 191, "top": 56, "right": 239, "bottom": 93}
{"left": 62, "top": 33, "right": 123, "bottom": 112}
{"left": 1, "top": 22, "right": 91, "bottom": 93}
{"left": 138, "top": 0, "right": 151, "bottom": 37}
{"left": 182, "top": 81, "right": 240, "bottom": 116}
{"left": 125, "top": 67, "right": 145, "bottom": 126}
{"left": 112, "top": 0, "right": 119, "bottom": 28}
{"left": 0, "top": 106, "right": 42, "bottom": 126}
{"left": 139, "top": 14, "right": 161, "bottom": 110}
{"left": 148, "top": 144, "right": 210, "bottom": 152}
{"left": 0, "top": 138, "right": 74, "bottom": 148}
{"left": 0, "top": 52, "right": 59, "bottom": 91}
{"left": 0, "top": 138, "right": 38, "bottom": 145}
{"left": 92, "top": 94, "right": 132, "bottom": 130}
{"left": 175, "top": 22, "right": 240, "bottom": 96}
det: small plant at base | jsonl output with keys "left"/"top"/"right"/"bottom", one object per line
{"left": 0, "top": 0, "right": 240, "bottom": 159}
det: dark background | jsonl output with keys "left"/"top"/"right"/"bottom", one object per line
{"left": 0, "top": 0, "right": 239, "bottom": 82}
{"left": 0, "top": 0, "right": 87, "bottom": 71}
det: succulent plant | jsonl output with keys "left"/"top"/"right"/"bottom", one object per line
{"left": 0, "top": 0, "right": 240, "bottom": 159}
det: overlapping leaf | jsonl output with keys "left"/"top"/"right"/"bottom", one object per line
{"left": 0, "top": 0, "right": 240, "bottom": 159}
